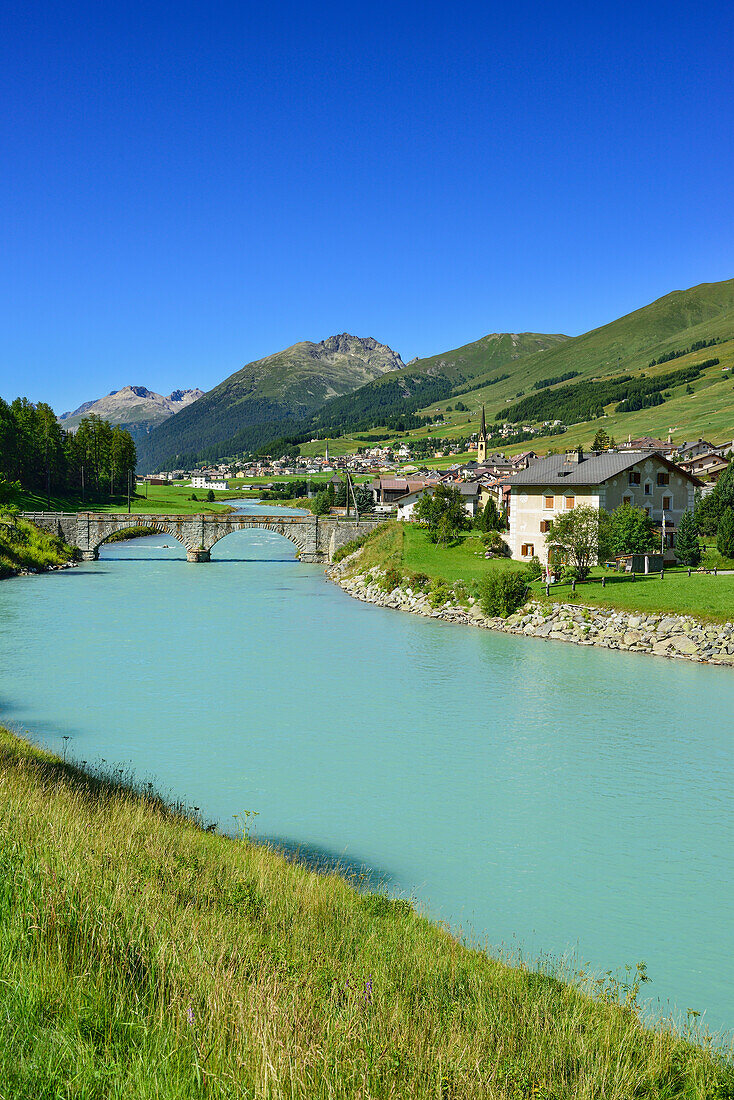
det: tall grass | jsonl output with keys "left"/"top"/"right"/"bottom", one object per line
{"left": 0, "top": 516, "right": 75, "bottom": 578}
{"left": 0, "top": 725, "right": 731, "bottom": 1098}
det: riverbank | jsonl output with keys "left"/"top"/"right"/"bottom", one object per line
{"left": 1, "top": 723, "right": 730, "bottom": 1098}
{"left": 328, "top": 557, "right": 734, "bottom": 666}
{"left": 0, "top": 516, "right": 77, "bottom": 579}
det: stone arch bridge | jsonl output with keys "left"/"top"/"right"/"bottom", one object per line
{"left": 21, "top": 511, "right": 385, "bottom": 563}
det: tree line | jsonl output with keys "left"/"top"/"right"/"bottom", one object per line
{"left": 497, "top": 362, "right": 707, "bottom": 426}
{"left": 648, "top": 337, "right": 720, "bottom": 367}
{"left": 0, "top": 397, "right": 137, "bottom": 500}
{"left": 532, "top": 370, "right": 580, "bottom": 390}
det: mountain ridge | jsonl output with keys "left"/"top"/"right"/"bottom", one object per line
{"left": 59, "top": 385, "right": 204, "bottom": 437}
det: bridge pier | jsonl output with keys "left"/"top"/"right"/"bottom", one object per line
{"left": 186, "top": 548, "right": 211, "bottom": 563}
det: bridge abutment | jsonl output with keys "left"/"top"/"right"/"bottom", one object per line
{"left": 80, "top": 549, "right": 99, "bottom": 561}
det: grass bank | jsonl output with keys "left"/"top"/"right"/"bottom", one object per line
{"left": 0, "top": 515, "right": 75, "bottom": 578}
{"left": 343, "top": 521, "right": 523, "bottom": 587}
{"left": 0, "top": 724, "right": 730, "bottom": 1098}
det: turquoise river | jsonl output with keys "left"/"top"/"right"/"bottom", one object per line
{"left": 1, "top": 501, "right": 732, "bottom": 1035}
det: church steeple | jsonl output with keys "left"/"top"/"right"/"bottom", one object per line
{"left": 477, "top": 405, "right": 487, "bottom": 464}
{"left": 325, "top": 439, "right": 330, "bottom": 464}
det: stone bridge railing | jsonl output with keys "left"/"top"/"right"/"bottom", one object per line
{"left": 21, "top": 511, "right": 385, "bottom": 563}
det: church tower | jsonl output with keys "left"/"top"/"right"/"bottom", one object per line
{"left": 325, "top": 439, "right": 330, "bottom": 464}
{"left": 477, "top": 405, "right": 487, "bottom": 464}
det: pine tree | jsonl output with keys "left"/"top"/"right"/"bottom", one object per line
{"left": 716, "top": 507, "right": 734, "bottom": 559}
{"left": 675, "top": 510, "right": 701, "bottom": 566}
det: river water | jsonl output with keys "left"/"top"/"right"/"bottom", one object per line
{"left": 1, "top": 501, "right": 732, "bottom": 1034}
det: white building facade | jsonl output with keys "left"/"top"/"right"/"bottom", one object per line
{"left": 508, "top": 450, "right": 700, "bottom": 563}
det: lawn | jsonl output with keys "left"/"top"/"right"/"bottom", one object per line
{"left": 346, "top": 521, "right": 524, "bottom": 586}
{"left": 1, "top": 724, "right": 729, "bottom": 1098}
{"left": 401, "top": 524, "right": 524, "bottom": 584}
{"left": 532, "top": 567, "right": 734, "bottom": 623}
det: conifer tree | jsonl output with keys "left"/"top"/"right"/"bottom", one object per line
{"left": 716, "top": 507, "right": 734, "bottom": 559}
{"left": 675, "top": 510, "right": 701, "bottom": 566}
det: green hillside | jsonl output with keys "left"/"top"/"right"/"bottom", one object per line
{"left": 388, "top": 278, "right": 734, "bottom": 452}
{"left": 407, "top": 331, "right": 570, "bottom": 385}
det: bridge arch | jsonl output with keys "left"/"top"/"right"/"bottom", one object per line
{"left": 88, "top": 519, "right": 197, "bottom": 557}
{"left": 205, "top": 520, "right": 310, "bottom": 559}
{"left": 96, "top": 523, "right": 193, "bottom": 556}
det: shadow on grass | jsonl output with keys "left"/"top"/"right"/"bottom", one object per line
{"left": 0, "top": 730, "right": 199, "bottom": 828}
{"left": 261, "top": 832, "right": 395, "bottom": 894}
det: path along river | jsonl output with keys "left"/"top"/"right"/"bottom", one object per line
{"left": 1, "top": 501, "right": 732, "bottom": 1034}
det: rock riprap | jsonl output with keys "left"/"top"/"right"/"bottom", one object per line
{"left": 327, "top": 559, "right": 734, "bottom": 666}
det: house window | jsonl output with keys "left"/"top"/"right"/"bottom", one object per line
{"left": 662, "top": 495, "right": 672, "bottom": 510}
{"left": 565, "top": 495, "right": 575, "bottom": 509}
{"left": 539, "top": 520, "right": 550, "bottom": 533}
{"left": 544, "top": 494, "right": 554, "bottom": 509}
{"left": 644, "top": 482, "right": 652, "bottom": 496}
{"left": 521, "top": 543, "right": 534, "bottom": 557}
{"left": 623, "top": 494, "right": 633, "bottom": 506}
{"left": 657, "top": 472, "right": 670, "bottom": 486}
{"left": 628, "top": 471, "right": 641, "bottom": 485}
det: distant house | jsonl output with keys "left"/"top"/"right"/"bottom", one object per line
{"left": 479, "top": 477, "right": 512, "bottom": 515}
{"left": 396, "top": 482, "right": 481, "bottom": 521}
{"left": 679, "top": 452, "right": 729, "bottom": 480}
{"left": 190, "top": 476, "right": 229, "bottom": 491}
{"left": 370, "top": 477, "right": 440, "bottom": 506}
{"left": 619, "top": 436, "right": 678, "bottom": 456}
{"left": 677, "top": 439, "right": 715, "bottom": 461}
{"left": 507, "top": 449, "right": 701, "bottom": 563}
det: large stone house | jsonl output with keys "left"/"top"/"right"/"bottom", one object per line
{"left": 507, "top": 449, "right": 701, "bottom": 563}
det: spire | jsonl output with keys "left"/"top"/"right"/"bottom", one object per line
{"left": 479, "top": 405, "right": 486, "bottom": 440}
{"left": 325, "top": 439, "right": 329, "bottom": 463}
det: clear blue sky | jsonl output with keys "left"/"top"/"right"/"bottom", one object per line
{"left": 1, "top": 0, "right": 732, "bottom": 413}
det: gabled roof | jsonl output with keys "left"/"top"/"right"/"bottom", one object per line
{"left": 509, "top": 450, "right": 702, "bottom": 487}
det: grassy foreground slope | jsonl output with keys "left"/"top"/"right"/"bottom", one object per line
{"left": 1, "top": 726, "right": 730, "bottom": 1099}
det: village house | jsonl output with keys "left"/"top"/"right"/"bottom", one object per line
{"left": 190, "top": 475, "right": 229, "bottom": 490}
{"left": 507, "top": 448, "right": 701, "bottom": 564}
{"left": 678, "top": 451, "right": 729, "bottom": 481}
{"left": 395, "top": 482, "right": 481, "bottom": 521}
{"left": 370, "top": 476, "right": 440, "bottom": 506}
{"left": 677, "top": 438, "right": 716, "bottom": 461}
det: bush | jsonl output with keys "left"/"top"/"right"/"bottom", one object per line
{"left": 428, "top": 579, "right": 452, "bottom": 607}
{"left": 407, "top": 572, "right": 429, "bottom": 590}
{"left": 524, "top": 556, "right": 543, "bottom": 580}
{"left": 716, "top": 507, "right": 734, "bottom": 558}
{"left": 310, "top": 490, "right": 331, "bottom": 516}
{"left": 381, "top": 567, "right": 403, "bottom": 592}
{"left": 482, "top": 530, "right": 510, "bottom": 557}
{"left": 479, "top": 570, "right": 530, "bottom": 618}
